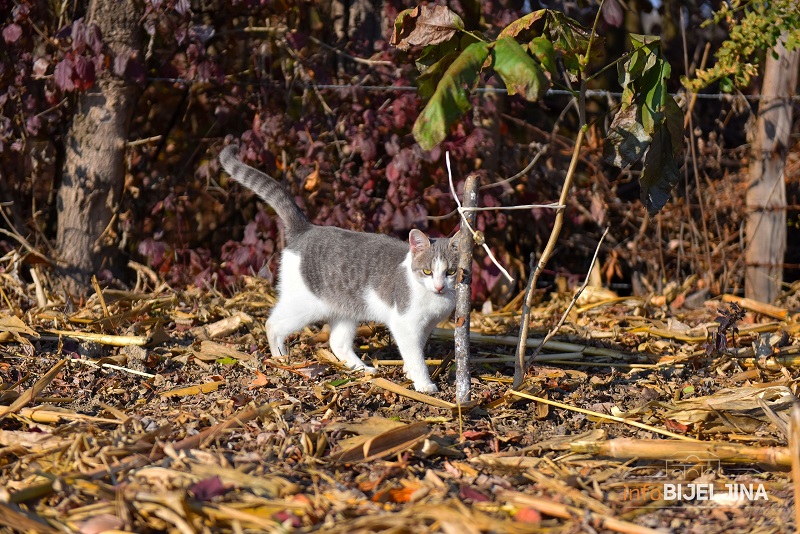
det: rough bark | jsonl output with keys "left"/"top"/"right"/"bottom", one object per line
{"left": 56, "top": 0, "right": 143, "bottom": 296}
{"left": 454, "top": 174, "right": 479, "bottom": 404}
{"left": 745, "top": 40, "right": 799, "bottom": 303}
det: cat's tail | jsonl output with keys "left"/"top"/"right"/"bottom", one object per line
{"left": 219, "top": 145, "right": 311, "bottom": 234}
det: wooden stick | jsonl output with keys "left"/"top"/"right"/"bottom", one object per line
{"left": 454, "top": 173, "right": 479, "bottom": 404}
{"left": 42, "top": 330, "right": 149, "bottom": 346}
{"left": 514, "top": 126, "right": 588, "bottom": 387}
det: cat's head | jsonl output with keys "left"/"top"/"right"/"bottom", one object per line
{"left": 409, "top": 229, "right": 459, "bottom": 295}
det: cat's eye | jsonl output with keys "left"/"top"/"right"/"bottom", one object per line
{"left": 422, "top": 269, "right": 432, "bottom": 275}
{"left": 446, "top": 269, "right": 456, "bottom": 276}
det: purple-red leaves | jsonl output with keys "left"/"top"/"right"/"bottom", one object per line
{"left": 2, "top": 24, "right": 22, "bottom": 44}
{"left": 54, "top": 59, "right": 75, "bottom": 91}
{"left": 189, "top": 476, "right": 230, "bottom": 500}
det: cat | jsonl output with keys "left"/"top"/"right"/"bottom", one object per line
{"left": 219, "top": 145, "right": 459, "bottom": 393}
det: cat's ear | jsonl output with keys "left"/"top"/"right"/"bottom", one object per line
{"left": 448, "top": 233, "right": 460, "bottom": 251}
{"left": 409, "top": 229, "right": 431, "bottom": 253}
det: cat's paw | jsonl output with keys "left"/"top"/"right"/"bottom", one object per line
{"left": 414, "top": 382, "right": 438, "bottom": 394}
{"left": 345, "top": 361, "right": 378, "bottom": 375}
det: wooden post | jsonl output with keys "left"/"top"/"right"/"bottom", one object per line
{"left": 454, "top": 174, "right": 479, "bottom": 404}
{"left": 745, "top": 39, "right": 799, "bottom": 303}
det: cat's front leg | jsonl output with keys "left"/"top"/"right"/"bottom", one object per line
{"left": 329, "top": 319, "right": 377, "bottom": 374}
{"left": 389, "top": 319, "right": 437, "bottom": 393}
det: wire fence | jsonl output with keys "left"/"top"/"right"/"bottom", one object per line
{"left": 147, "top": 77, "right": 800, "bottom": 102}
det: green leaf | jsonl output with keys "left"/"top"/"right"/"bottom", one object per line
{"left": 639, "top": 59, "right": 669, "bottom": 133}
{"left": 491, "top": 37, "right": 549, "bottom": 101}
{"left": 415, "top": 39, "right": 460, "bottom": 73}
{"left": 620, "top": 35, "right": 660, "bottom": 85}
{"left": 327, "top": 378, "right": 353, "bottom": 387}
{"left": 664, "top": 95, "right": 684, "bottom": 158}
{"left": 529, "top": 36, "right": 557, "bottom": 76}
{"left": 412, "top": 41, "right": 490, "bottom": 150}
{"left": 640, "top": 124, "right": 681, "bottom": 216}
{"left": 629, "top": 33, "right": 659, "bottom": 49}
{"left": 604, "top": 103, "right": 651, "bottom": 168}
{"left": 497, "top": 10, "right": 591, "bottom": 77}
{"left": 417, "top": 52, "right": 459, "bottom": 101}
{"left": 216, "top": 357, "right": 238, "bottom": 365}
{"left": 547, "top": 11, "right": 592, "bottom": 54}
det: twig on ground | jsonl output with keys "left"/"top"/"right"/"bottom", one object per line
{"left": 507, "top": 389, "right": 699, "bottom": 441}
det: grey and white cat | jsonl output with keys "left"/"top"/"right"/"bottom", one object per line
{"left": 219, "top": 145, "right": 458, "bottom": 392}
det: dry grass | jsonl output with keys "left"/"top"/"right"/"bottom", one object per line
{"left": 0, "top": 272, "right": 798, "bottom": 533}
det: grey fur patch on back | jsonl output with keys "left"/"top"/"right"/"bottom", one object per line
{"left": 290, "top": 226, "right": 413, "bottom": 315}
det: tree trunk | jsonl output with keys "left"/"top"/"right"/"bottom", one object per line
{"left": 745, "top": 40, "right": 799, "bottom": 303}
{"left": 56, "top": 0, "right": 143, "bottom": 296}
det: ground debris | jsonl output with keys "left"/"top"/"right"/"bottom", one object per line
{"left": 1, "top": 279, "right": 798, "bottom": 533}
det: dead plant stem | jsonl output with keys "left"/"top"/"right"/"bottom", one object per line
{"left": 512, "top": 125, "right": 586, "bottom": 387}
{"left": 508, "top": 389, "right": 699, "bottom": 441}
{"left": 525, "top": 227, "right": 609, "bottom": 366}
{"left": 681, "top": 11, "right": 715, "bottom": 288}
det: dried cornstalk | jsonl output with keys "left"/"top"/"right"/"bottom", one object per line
{"left": 790, "top": 403, "right": 800, "bottom": 529}
{"left": 572, "top": 438, "right": 792, "bottom": 469}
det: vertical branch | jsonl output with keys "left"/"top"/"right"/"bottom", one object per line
{"left": 455, "top": 174, "right": 479, "bottom": 404}
{"left": 680, "top": 9, "right": 715, "bottom": 290}
{"left": 513, "top": 127, "right": 586, "bottom": 387}
{"left": 512, "top": 0, "right": 603, "bottom": 388}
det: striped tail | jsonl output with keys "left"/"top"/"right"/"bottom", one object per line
{"left": 219, "top": 145, "right": 310, "bottom": 234}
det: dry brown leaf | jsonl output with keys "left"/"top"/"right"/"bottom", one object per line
{"left": 193, "top": 340, "right": 254, "bottom": 362}
{"left": 328, "top": 420, "right": 430, "bottom": 463}
{"left": 303, "top": 162, "right": 320, "bottom": 191}
{"left": 0, "top": 315, "right": 37, "bottom": 344}
{"left": 390, "top": 5, "right": 463, "bottom": 51}
{"left": 247, "top": 370, "right": 269, "bottom": 389}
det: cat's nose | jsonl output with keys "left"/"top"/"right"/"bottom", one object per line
{"left": 434, "top": 284, "right": 444, "bottom": 293}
